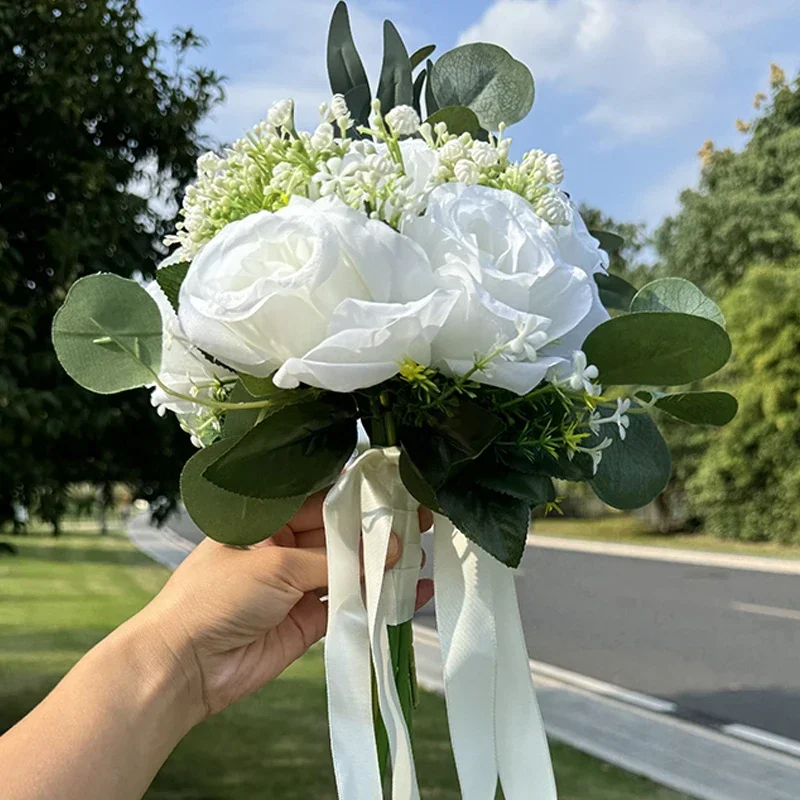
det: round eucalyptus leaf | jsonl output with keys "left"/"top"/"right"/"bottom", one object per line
{"left": 652, "top": 391, "right": 738, "bottom": 426}
{"left": 430, "top": 43, "right": 534, "bottom": 130}
{"left": 589, "top": 411, "right": 671, "bottom": 510}
{"left": 582, "top": 312, "right": 732, "bottom": 386}
{"left": 631, "top": 277, "right": 725, "bottom": 327}
{"left": 52, "top": 273, "right": 162, "bottom": 394}
{"left": 425, "top": 105, "right": 482, "bottom": 137}
{"left": 181, "top": 436, "right": 305, "bottom": 546}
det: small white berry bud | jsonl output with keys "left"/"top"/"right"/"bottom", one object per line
{"left": 330, "top": 94, "right": 350, "bottom": 120}
{"left": 385, "top": 105, "right": 421, "bottom": 136}
{"left": 438, "top": 139, "right": 465, "bottom": 164}
{"left": 544, "top": 153, "right": 564, "bottom": 185}
{"left": 267, "top": 98, "right": 294, "bottom": 128}
{"left": 311, "top": 122, "right": 335, "bottom": 150}
{"left": 470, "top": 141, "right": 499, "bottom": 168}
{"left": 454, "top": 158, "right": 480, "bottom": 185}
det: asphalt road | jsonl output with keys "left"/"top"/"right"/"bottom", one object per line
{"left": 169, "top": 510, "right": 800, "bottom": 740}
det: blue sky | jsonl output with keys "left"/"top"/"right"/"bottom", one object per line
{"left": 139, "top": 0, "right": 799, "bottom": 231}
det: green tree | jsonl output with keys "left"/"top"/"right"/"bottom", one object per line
{"left": 687, "top": 265, "right": 800, "bottom": 543}
{"left": 0, "top": 1, "right": 223, "bottom": 531}
{"left": 655, "top": 64, "right": 800, "bottom": 298}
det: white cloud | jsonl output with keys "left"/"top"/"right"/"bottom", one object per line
{"left": 203, "top": 0, "right": 422, "bottom": 142}
{"left": 458, "top": 0, "right": 796, "bottom": 144}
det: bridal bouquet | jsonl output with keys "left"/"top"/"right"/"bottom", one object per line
{"left": 52, "top": 3, "right": 736, "bottom": 797}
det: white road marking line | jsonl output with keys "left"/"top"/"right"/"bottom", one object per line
{"left": 722, "top": 724, "right": 800, "bottom": 759}
{"left": 731, "top": 601, "right": 800, "bottom": 622}
{"left": 526, "top": 534, "right": 800, "bottom": 575}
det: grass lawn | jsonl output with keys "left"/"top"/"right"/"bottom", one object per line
{"left": 0, "top": 528, "right": 691, "bottom": 800}
{"left": 532, "top": 515, "right": 800, "bottom": 560}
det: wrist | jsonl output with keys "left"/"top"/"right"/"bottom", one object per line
{"left": 114, "top": 608, "right": 207, "bottom": 731}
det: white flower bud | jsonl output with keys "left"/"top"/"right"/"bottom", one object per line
{"left": 196, "top": 151, "right": 221, "bottom": 176}
{"left": 434, "top": 121, "right": 448, "bottom": 137}
{"left": 418, "top": 121, "right": 434, "bottom": 145}
{"left": 330, "top": 94, "right": 350, "bottom": 120}
{"left": 470, "top": 141, "right": 499, "bottom": 168}
{"left": 536, "top": 192, "right": 569, "bottom": 226}
{"left": 438, "top": 139, "right": 465, "bottom": 164}
{"left": 385, "top": 105, "right": 421, "bottom": 136}
{"left": 267, "top": 98, "right": 294, "bottom": 128}
{"left": 454, "top": 158, "right": 480, "bottom": 185}
{"left": 311, "top": 122, "right": 335, "bottom": 150}
{"left": 544, "top": 153, "right": 564, "bottom": 185}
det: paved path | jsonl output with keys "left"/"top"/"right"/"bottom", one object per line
{"left": 128, "top": 511, "right": 800, "bottom": 800}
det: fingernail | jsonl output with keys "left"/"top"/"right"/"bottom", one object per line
{"left": 387, "top": 533, "right": 402, "bottom": 561}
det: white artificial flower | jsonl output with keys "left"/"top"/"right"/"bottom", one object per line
{"left": 403, "top": 184, "right": 595, "bottom": 394}
{"left": 267, "top": 98, "right": 294, "bottom": 128}
{"left": 178, "top": 195, "right": 440, "bottom": 380}
{"left": 396, "top": 139, "right": 439, "bottom": 195}
{"left": 573, "top": 437, "right": 612, "bottom": 475}
{"left": 145, "top": 281, "right": 234, "bottom": 444}
{"left": 438, "top": 139, "right": 466, "bottom": 164}
{"left": 563, "top": 350, "right": 600, "bottom": 394}
{"left": 454, "top": 158, "right": 480, "bottom": 185}
{"left": 310, "top": 122, "right": 335, "bottom": 150}
{"left": 312, "top": 154, "right": 364, "bottom": 197}
{"left": 274, "top": 291, "right": 458, "bottom": 392}
{"left": 501, "top": 316, "right": 551, "bottom": 362}
{"left": 385, "top": 105, "right": 421, "bottom": 136}
{"left": 589, "top": 398, "right": 632, "bottom": 440}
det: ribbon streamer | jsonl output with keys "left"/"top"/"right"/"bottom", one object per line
{"left": 323, "top": 447, "right": 556, "bottom": 799}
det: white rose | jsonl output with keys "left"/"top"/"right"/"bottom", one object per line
{"left": 146, "top": 281, "right": 234, "bottom": 442}
{"left": 376, "top": 138, "right": 439, "bottom": 196}
{"left": 404, "top": 184, "right": 597, "bottom": 395}
{"left": 178, "top": 195, "right": 439, "bottom": 380}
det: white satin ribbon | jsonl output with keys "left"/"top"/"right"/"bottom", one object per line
{"left": 323, "top": 447, "right": 556, "bottom": 800}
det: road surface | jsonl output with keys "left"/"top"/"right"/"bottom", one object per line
{"left": 168, "top": 510, "right": 800, "bottom": 740}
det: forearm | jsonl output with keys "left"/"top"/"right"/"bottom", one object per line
{"left": 0, "top": 610, "right": 202, "bottom": 800}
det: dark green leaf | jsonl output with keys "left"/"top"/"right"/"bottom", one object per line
{"left": 589, "top": 410, "right": 671, "bottom": 510}
{"left": 595, "top": 273, "right": 637, "bottom": 312}
{"left": 204, "top": 395, "right": 358, "bottom": 499}
{"left": 327, "top": 2, "right": 370, "bottom": 99}
{"left": 52, "top": 273, "right": 162, "bottom": 394}
{"left": 399, "top": 448, "right": 442, "bottom": 514}
{"left": 631, "top": 277, "right": 725, "bottom": 327}
{"left": 344, "top": 84, "right": 372, "bottom": 129}
{"left": 424, "top": 59, "right": 439, "bottom": 116}
{"left": 429, "top": 43, "right": 534, "bottom": 129}
{"left": 412, "top": 69, "right": 426, "bottom": 115}
{"left": 437, "top": 480, "right": 531, "bottom": 567}
{"left": 409, "top": 44, "right": 435, "bottom": 71}
{"left": 641, "top": 390, "right": 738, "bottom": 426}
{"left": 181, "top": 436, "right": 304, "bottom": 546}
{"left": 473, "top": 469, "right": 555, "bottom": 506}
{"left": 497, "top": 447, "right": 595, "bottom": 483}
{"left": 582, "top": 312, "right": 732, "bottom": 386}
{"left": 377, "top": 20, "right": 413, "bottom": 113}
{"left": 425, "top": 105, "right": 482, "bottom": 137}
{"left": 155, "top": 262, "right": 189, "bottom": 313}
{"left": 589, "top": 230, "right": 624, "bottom": 256}
{"left": 399, "top": 399, "right": 506, "bottom": 488}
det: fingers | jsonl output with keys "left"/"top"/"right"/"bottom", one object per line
{"left": 418, "top": 506, "right": 434, "bottom": 532}
{"left": 415, "top": 578, "right": 434, "bottom": 611}
{"left": 287, "top": 490, "right": 327, "bottom": 533}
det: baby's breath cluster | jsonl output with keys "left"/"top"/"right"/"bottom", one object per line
{"left": 163, "top": 96, "right": 571, "bottom": 262}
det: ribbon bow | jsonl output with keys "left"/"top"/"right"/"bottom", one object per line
{"left": 323, "top": 447, "right": 557, "bottom": 799}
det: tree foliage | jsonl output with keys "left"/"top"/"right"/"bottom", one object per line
{"left": 578, "top": 204, "right": 649, "bottom": 281}
{"left": 655, "top": 66, "right": 800, "bottom": 297}
{"left": 687, "top": 265, "right": 800, "bottom": 543}
{"left": 0, "top": 0, "right": 223, "bottom": 529}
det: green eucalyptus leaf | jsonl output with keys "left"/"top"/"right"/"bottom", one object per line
{"left": 473, "top": 469, "right": 555, "bottom": 506}
{"left": 399, "top": 448, "right": 442, "bottom": 514}
{"left": 425, "top": 105, "right": 482, "bottom": 137}
{"left": 594, "top": 273, "right": 637, "bottom": 312}
{"left": 204, "top": 395, "right": 358, "bottom": 499}
{"left": 582, "top": 312, "right": 732, "bottom": 386}
{"left": 155, "top": 262, "right": 189, "bottom": 313}
{"left": 437, "top": 480, "right": 531, "bottom": 567}
{"left": 412, "top": 69, "right": 426, "bottom": 115}
{"left": 589, "top": 230, "right": 625, "bottom": 256}
{"left": 327, "top": 2, "right": 370, "bottom": 101}
{"left": 399, "top": 399, "right": 506, "bottom": 488}
{"left": 52, "top": 273, "right": 162, "bottom": 394}
{"left": 410, "top": 44, "right": 436, "bottom": 71}
{"left": 631, "top": 277, "right": 725, "bottom": 327}
{"left": 589, "top": 410, "right": 671, "bottom": 510}
{"left": 424, "top": 58, "right": 439, "bottom": 116}
{"left": 181, "top": 437, "right": 304, "bottom": 546}
{"left": 429, "top": 43, "right": 534, "bottom": 130}
{"left": 377, "top": 20, "right": 413, "bottom": 113}
{"left": 641, "top": 390, "right": 738, "bottom": 426}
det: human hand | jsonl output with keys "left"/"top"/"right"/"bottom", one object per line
{"left": 138, "top": 491, "right": 434, "bottom": 722}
